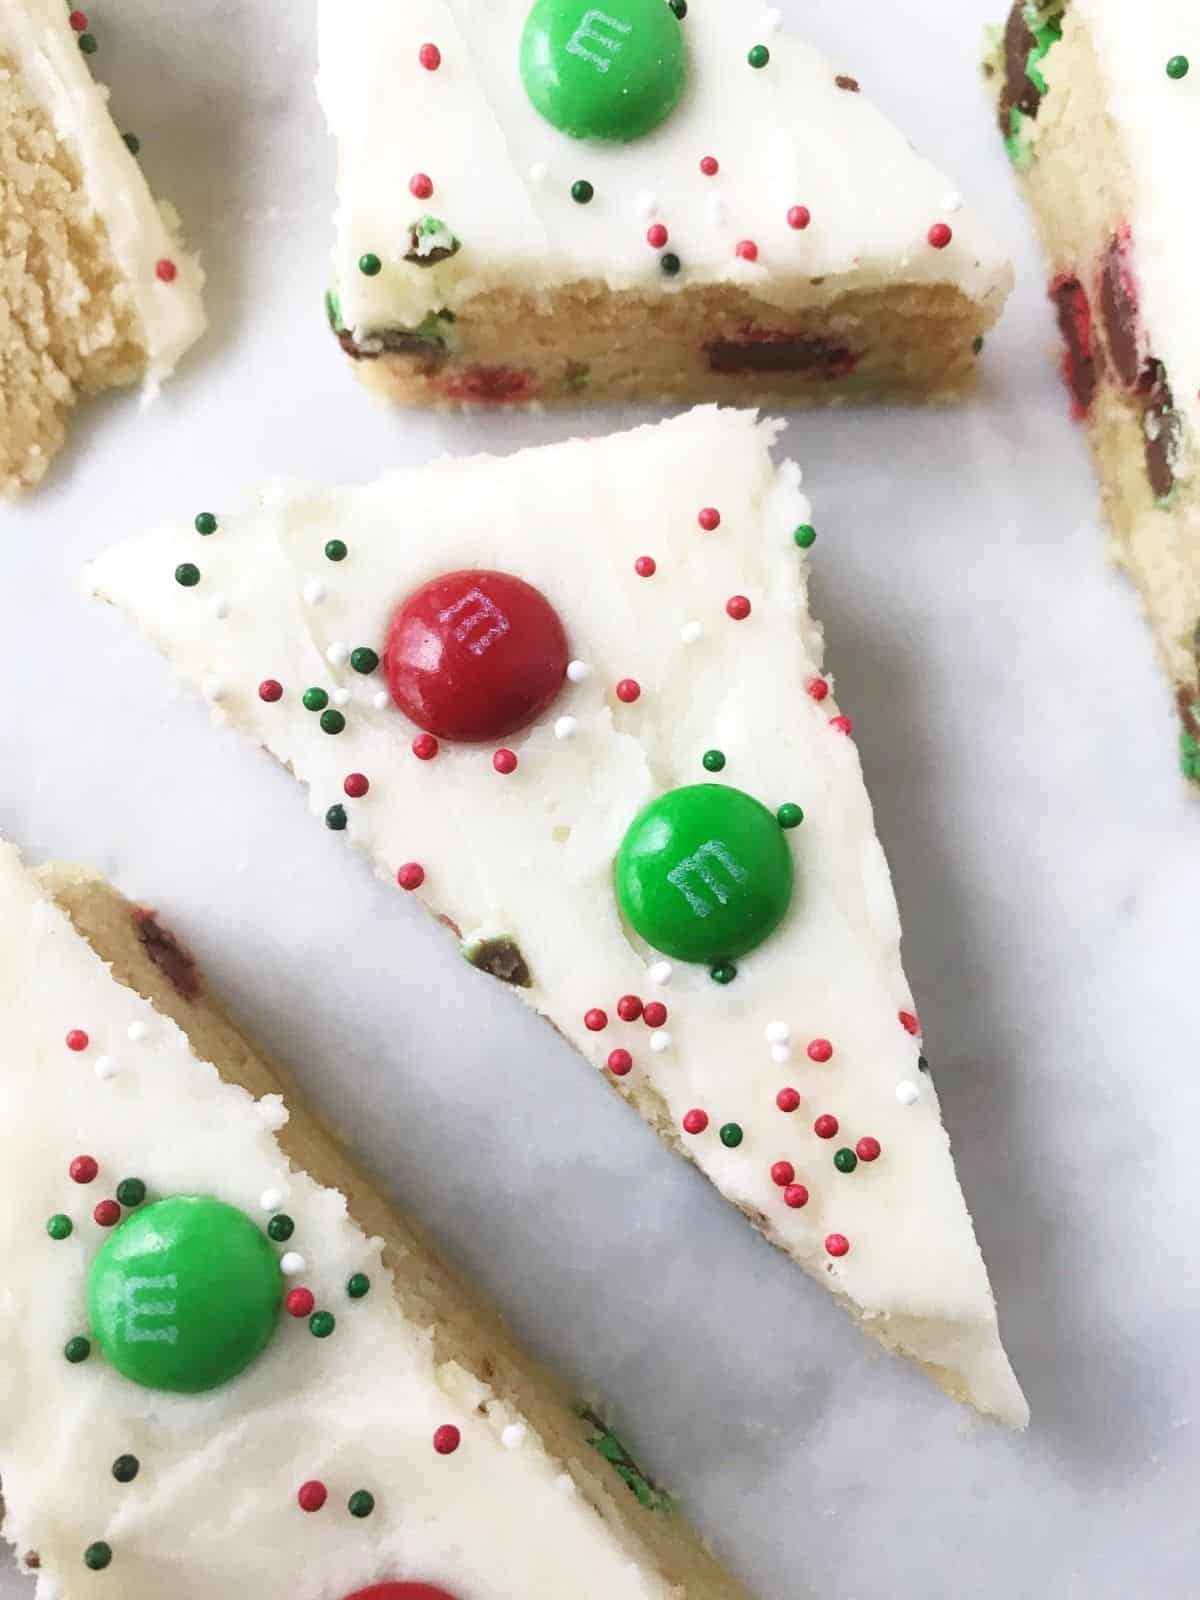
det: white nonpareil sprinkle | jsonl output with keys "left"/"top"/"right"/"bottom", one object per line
{"left": 259, "top": 1188, "right": 284, "bottom": 1213}
{"left": 529, "top": 162, "right": 547, "bottom": 186}
{"left": 209, "top": 596, "right": 230, "bottom": 620}
{"left": 896, "top": 1080, "right": 920, "bottom": 1106}
{"left": 680, "top": 621, "right": 703, "bottom": 644}
{"left": 326, "top": 641, "right": 350, "bottom": 666}
{"left": 332, "top": 688, "right": 352, "bottom": 708}
{"left": 708, "top": 197, "right": 727, "bottom": 227}
{"left": 302, "top": 579, "right": 327, "bottom": 606}
{"left": 201, "top": 675, "right": 226, "bottom": 703}
{"left": 372, "top": 690, "right": 391, "bottom": 711}
{"left": 501, "top": 1423, "right": 527, "bottom": 1450}
{"left": 279, "top": 1252, "right": 306, "bottom": 1276}
{"left": 566, "top": 659, "right": 590, "bottom": 683}
{"left": 770, "top": 1043, "right": 792, "bottom": 1066}
{"left": 763, "top": 8, "right": 782, "bottom": 31}
{"left": 648, "top": 960, "right": 672, "bottom": 986}
{"left": 636, "top": 190, "right": 658, "bottom": 219}
{"left": 942, "top": 190, "right": 964, "bottom": 213}
{"left": 649, "top": 1031, "right": 672, "bottom": 1054}
{"left": 127, "top": 1021, "right": 148, "bottom": 1043}
{"left": 764, "top": 1020, "right": 790, "bottom": 1044}
{"left": 93, "top": 1056, "right": 118, "bottom": 1081}
{"left": 553, "top": 715, "right": 578, "bottom": 741}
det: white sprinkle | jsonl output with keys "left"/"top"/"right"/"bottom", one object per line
{"left": 303, "top": 579, "right": 327, "bottom": 606}
{"left": 333, "top": 688, "right": 352, "bottom": 708}
{"left": 372, "top": 690, "right": 391, "bottom": 711}
{"left": 209, "top": 595, "right": 230, "bottom": 620}
{"left": 326, "top": 641, "right": 350, "bottom": 666}
{"left": 529, "top": 162, "right": 548, "bottom": 186}
{"left": 764, "top": 1020, "right": 791, "bottom": 1045}
{"left": 201, "top": 675, "right": 226, "bottom": 703}
{"left": 566, "top": 659, "right": 591, "bottom": 683}
{"left": 763, "top": 7, "right": 782, "bottom": 31}
{"left": 942, "top": 190, "right": 964, "bottom": 214}
{"left": 636, "top": 190, "right": 658, "bottom": 219}
{"left": 259, "top": 1188, "right": 284, "bottom": 1212}
{"left": 648, "top": 960, "right": 672, "bottom": 986}
{"left": 649, "top": 1030, "right": 672, "bottom": 1054}
{"left": 127, "top": 1021, "right": 149, "bottom": 1043}
{"left": 708, "top": 196, "right": 728, "bottom": 227}
{"left": 280, "top": 1252, "right": 306, "bottom": 1276}
{"left": 770, "top": 1043, "right": 793, "bottom": 1066}
{"left": 554, "top": 715, "right": 578, "bottom": 741}
{"left": 94, "top": 1056, "right": 118, "bottom": 1081}
{"left": 896, "top": 1080, "right": 920, "bottom": 1106}
{"left": 501, "top": 1423, "right": 527, "bottom": 1449}
{"left": 680, "top": 621, "right": 703, "bottom": 644}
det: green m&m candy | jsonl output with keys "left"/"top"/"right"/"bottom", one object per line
{"left": 519, "top": 0, "right": 686, "bottom": 143}
{"left": 87, "top": 1196, "right": 282, "bottom": 1393}
{"left": 615, "top": 783, "right": 795, "bottom": 963}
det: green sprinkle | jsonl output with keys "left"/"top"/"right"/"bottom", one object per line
{"left": 65, "top": 1335, "right": 91, "bottom": 1364}
{"left": 660, "top": 251, "right": 681, "bottom": 276}
{"left": 833, "top": 1147, "right": 858, "bottom": 1174}
{"left": 324, "top": 539, "right": 348, "bottom": 562}
{"left": 718, "top": 1122, "right": 743, "bottom": 1148}
{"left": 302, "top": 687, "right": 329, "bottom": 712}
{"left": 320, "top": 709, "right": 346, "bottom": 735}
{"left": 111, "top": 1454, "right": 140, "bottom": 1483}
{"left": 47, "top": 1213, "right": 73, "bottom": 1240}
{"left": 359, "top": 253, "right": 382, "bottom": 276}
{"left": 793, "top": 523, "right": 816, "bottom": 549}
{"left": 971, "top": 335, "right": 984, "bottom": 355}
{"left": 122, "top": 132, "right": 140, "bottom": 156}
{"left": 710, "top": 960, "right": 737, "bottom": 985}
{"left": 918, "top": 1055, "right": 930, "bottom": 1073}
{"left": 570, "top": 179, "right": 594, "bottom": 204}
{"left": 115, "top": 1178, "right": 146, "bottom": 1208}
{"left": 194, "top": 512, "right": 218, "bottom": 536}
{"left": 347, "top": 1272, "right": 371, "bottom": 1299}
{"left": 350, "top": 646, "right": 379, "bottom": 674}
{"left": 1167, "top": 54, "right": 1189, "bottom": 80}
{"left": 266, "top": 1213, "right": 294, "bottom": 1242}
{"left": 325, "top": 803, "right": 348, "bottom": 831}
{"left": 669, "top": 0, "right": 687, "bottom": 15}
{"left": 83, "top": 1542, "right": 112, "bottom": 1571}
{"left": 747, "top": 44, "right": 770, "bottom": 68}
{"left": 78, "top": 32, "right": 97, "bottom": 54}
{"left": 174, "top": 562, "right": 200, "bottom": 588}
{"left": 776, "top": 802, "right": 804, "bottom": 830}
{"left": 702, "top": 749, "right": 726, "bottom": 773}
{"left": 309, "top": 1310, "right": 336, "bottom": 1339}
{"left": 348, "top": 1489, "right": 375, "bottom": 1518}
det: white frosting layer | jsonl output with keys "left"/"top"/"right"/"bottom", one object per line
{"left": 88, "top": 408, "right": 1027, "bottom": 1426}
{"left": 317, "top": 0, "right": 1011, "bottom": 335}
{"left": 1, "top": 0, "right": 205, "bottom": 384}
{"left": 0, "top": 844, "right": 678, "bottom": 1600}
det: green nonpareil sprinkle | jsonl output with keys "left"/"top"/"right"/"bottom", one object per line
{"left": 350, "top": 646, "right": 379, "bottom": 674}
{"left": 719, "top": 1122, "right": 743, "bottom": 1148}
{"left": 347, "top": 1272, "right": 371, "bottom": 1299}
{"left": 747, "top": 44, "right": 769, "bottom": 68}
{"left": 570, "top": 179, "right": 594, "bottom": 204}
{"left": 174, "top": 563, "right": 200, "bottom": 588}
{"left": 47, "top": 1213, "right": 72, "bottom": 1240}
{"left": 302, "top": 687, "right": 329, "bottom": 712}
{"left": 78, "top": 32, "right": 97, "bottom": 53}
{"left": 320, "top": 709, "right": 346, "bottom": 735}
{"left": 64, "top": 1336, "right": 91, "bottom": 1363}
{"left": 122, "top": 132, "right": 140, "bottom": 155}
{"left": 83, "top": 1542, "right": 112, "bottom": 1571}
{"left": 325, "top": 803, "right": 348, "bottom": 831}
{"left": 309, "top": 1310, "right": 336, "bottom": 1339}
{"left": 793, "top": 524, "right": 816, "bottom": 548}
{"left": 324, "top": 539, "right": 348, "bottom": 562}
{"left": 660, "top": 251, "right": 681, "bottom": 276}
{"left": 359, "top": 253, "right": 382, "bottom": 276}
{"left": 266, "top": 1213, "right": 294, "bottom": 1242}
{"left": 972, "top": 335, "right": 985, "bottom": 355}
{"left": 194, "top": 512, "right": 218, "bottom": 536}
{"left": 702, "top": 749, "right": 726, "bottom": 772}
{"left": 348, "top": 1489, "right": 375, "bottom": 1518}
{"left": 1167, "top": 55, "right": 1189, "bottom": 80}
{"left": 710, "top": 960, "right": 737, "bottom": 985}
{"left": 111, "top": 1454, "right": 140, "bottom": 1483}
{"left": 833, "top": 1147, "right": 858, "bottom": 1174}
{"left": 776, "top": 802, "right": 803, "bottom": 829}
{"left": 115, "top": 1177, "right": 146, "bottom": 1208}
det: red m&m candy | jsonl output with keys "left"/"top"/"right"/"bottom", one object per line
{"left": 340, "top": 1587, "right": 460, "bottom": 1600}
{"left": 384, "top": 570, "right": 568, "bottom": 742}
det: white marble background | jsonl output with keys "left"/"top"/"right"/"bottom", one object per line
{"left": 3, "top": 0, "right": 1199, "bottom": 1595}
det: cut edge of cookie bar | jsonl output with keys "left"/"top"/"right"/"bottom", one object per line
{"left": 1, "top": 3, "right": 205, "bottom": 496}
{"left": 0, "top": 851, "right": 751, "bottom": 1600}
{"left": 985, "top": 1, "right": 1200, "bottom": 781}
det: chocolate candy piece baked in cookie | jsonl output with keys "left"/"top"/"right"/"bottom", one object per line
{"left": 986, "top": 1, "right": 1200, "bottom": 780}
{"left": 0, "top": 0, "right": 204, "bottom": 494}
{"left": 0, "top": 843, "right": 749, "bottom": 1598}
{"left": 316, "top": 0, "right": 1011, "bottom": 408}
{"left": 88, "top": 408, "right": 1028, "bottom": 1426}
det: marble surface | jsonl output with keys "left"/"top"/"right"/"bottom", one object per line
{"left": 3, "top": 1, "right": 1199, "bottom": 1596}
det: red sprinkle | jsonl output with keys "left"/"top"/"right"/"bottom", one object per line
{"left": 787, "top": 205, "right": 812, "bottom": 230}
{"left": 412, "top": 733, "right": 440, "bottom": 761}
{"left": 584, "top": 1008, "right": 609, "bottom": 1032}
{"left": 699, "top": 155, "right": 719, "bottom": 175}
{"left": 807, "top": 1038, "right": 833, "bottom": 1063}
{"left": 813, "top": 1114, "right": 839, "bottom": 1140}
{"left": 65, "top": 1029, "right": 90, "bottom": 1053}
{"left": 433, "top": 1424, "right": 461, "bottom": 1455}
{"left": 616, "top": 995, "right": 643, "bottom": 1023}
{"left": 776, "top": 1087, "right": 801, "bottom": 1113}
{"left": 410, "top": 173, "right": 434, "bottom": 199}
{"left": 856, "top": 1136, "right": 882, "bottom": 1162}
{"left": 258, "top": 679, "right": 283, "bottom": 703}
{"left": 155, "top": 259, "right": 178, "bottom": 283}
{"left": 607, "top": 1048, "right": 633, "bottom": 1077}
{"left": 634, "top": 556, "right": 657, "bottom": 577}
{"left": 397, "top": 862, "right": 425, "bottom": 891}
{"left": 286, "top": 1287, "right": 316, "bottom": 1318}
{"left": 825, "top": 1232, "right": 850, "bottom": 1258}
{"left": 69, "top": 1155, "right": 98, "bottom": 1184}
{"left": 927, "top": 222, "right": 953, "bottom": 250}
{"left": 646, "top": 223, "right": 669, "bottom": 249}
{"left": 783, "top": 1183, "right": 809, "bottom": 1209}
{"left": 297, "top": 1480, "right": 327, "bottom": 1512}
{"left": 682, "top": 1108, "right": 709, "bottom": 1135}
{"left": 726, "top": 595, "right": 752, "bottom": 621}
{"left": 643, "top": 1000, "right": 668, "bottom": 1029}
{"left": 899, "top": 1009, "right": 921, "bottom": 1036}
{"left": 770, "top": 1160, "right": 795, "bottom": 1187}
{"left": 806, "top": 677, "right": 829, "bottom": 702}
{"left": 697, "top": 507, "right": 721, "bottom": 531}
{"left": 418, "top": 42, "right": 442, "bottom": 70}
{"left": 735, "top": 239, "right": 759, "bottom": 262}
{"left": 69, "top": 10, "right": 88, "bottom": 30}
{"left": 93, "top": 1199, "right": 121, "bottom": 1228}
{"left": 615, "top": 678, "right": 641, "bottom": 704}
{"left": 343, "top": 772, "right": 369, "bottom": 798}
{"left": 493, "top": 748, "right": 518, "bottom": 775}
{"left": 830, "top": 715, "right": 853, "bottom": 736}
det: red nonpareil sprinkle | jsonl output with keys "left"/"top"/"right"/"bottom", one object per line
{"left": 93, "top": 1199, "right": 121, "bottom": 1228}
{"left": 397, "top": 862, "right": 425, "bottom": 891}
{"left": 787, "top": 205, "right": 812, "bottom": 230}
{"left": 615, "top": 678, "right": 641, "bottom": 704}
{"left": 856, "top": 1136, "right": 882, "bottom": 1162}
{"left": 258, "top": 679, "right": 283, "bottom": 703}
{"left": 297, "top": 1480, "right": 327, "bottom": 1512}
{"left": 726, "top": 595, "right": 751, "bottom": 620}
{"left": 412, "top": 733, "right": 439, "bottom": 761}
{"left": 830, "top": 715, "right": 853, "bottom": 735}
{"left": 699, "top": 155, "right": 719, "bottom": 175}
{"left": 65, "top": 1028, "right": 90, "bottom": 1053}
{"left": 286, "top": 1287, "right": 316, "bottom": 1318}
{"left": 607, "top": 1048, "right": 633, "bottom": 1076}
{"left": 616, "top": 995, "right": 643, "bottom": 1023}
{"left": 343, "top": 772, "right": 369, "bottom": 798}
{"left": 806, "top": 677, "right": 829, "bottom": 702}
{"left": 770, "top": 1160, "right": 795, "bottom": 1187}
{"left": 825, "top": 1232, "right": 850, "bottom": 1258}
{"left": 418, "top": 42, "right": 441, "bottom": 70}
{"left": 432, "top": 1424, "right": 461, "bottom": 1455}
{"left": 813, "top": 1114, "right": 839, "bottom": 1140}
{"left": 783, "top": 1183, "right": 809, "bottom": 1209}
{"left": 735, "top": 239, "right": 758, "bottom": 262}
{"left": 642, "top": 1000, "right": 668, "bottom": 1029}
{"left": 697, "top": 506, "right": 721, "bottom": 531}
{"left": 584, "top": 1007, "right": 609, "bottom": 1032}
{"left": 69, "top": 1155, "right": 98, "bottom": 1184}
{"left": 776, "top": 1087, "right": 801, "bottom": 1113}
{"left": 807, "top": 1038, "right": 833, "bottom": 1063}
{"left": 899, "top": 1009, "right": 921, "bottom": 1036}
{"left": 646, "top": 223, "right": 669, "bottom": 249}
{"left": 69, "top": 10, "right": 88, "bottom": 30}
{"left": 682, "top": 1108, "right": 709, "bottom": 1135}
{"left": 155, "top": 259, "right": 178, "bottom": 283}
{"left": 927, "top": 222, "right": 953, "bottom": 250}
{"left": 634, "top": 555, "right": 657, "bottom": 577}
{"left": 410, "top": 173, "right": 434, "bottom": 199}
{"left": 493, "top": 748, "right": 518, "bottom": 775}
